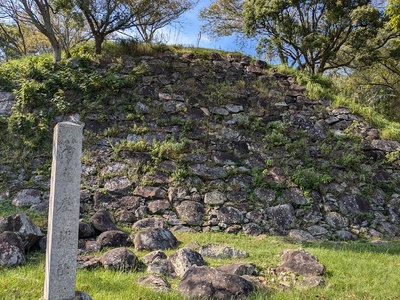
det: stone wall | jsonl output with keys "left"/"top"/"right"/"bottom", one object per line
{"left": 6, "top": 51, "right": 400, "bottom": 240}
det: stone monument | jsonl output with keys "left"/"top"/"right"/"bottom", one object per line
{"left": 43, "top": 122, "right": 83, "bottom": 300}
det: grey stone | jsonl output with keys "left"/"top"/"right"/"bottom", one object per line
{"left": 103, "top": 176, "right": 132, "bottom": 194}
{"left": 242, "top": 223, "right": 263, "bottom": 236}
{"left": 338, "top": 194, "right": 371, "bottom": 215}
{"left": 335, "top": 230, "right": 358, "bottom": 241}
{"left": 147, "top": 200, "right": 170, "bottom": 214}
{"left": 217, "top": 206, "right": 243, "bottom": 225}
{"left": 0, "top": 213, "right": 44, "bottom": 250}
{"left": 281, "top": 188, "right": 309, "bottom": 205}
{"left": 217, "top": 262, "right": 257, "bottom": 276}
{"left": 142, "top": 250, "right": 167, "bottom": 265}
{"left": 97, "top": 230, "right": 131, "bottom": 247}
{"left": 100, "top": 247, "right": 139, "bottom": 271}
{"left": 178, "top": 266, "right": 255, "bottom": 300}
{"left": 0, "top": 231, "right": 26, "bottom": 267}
{"left": 326, "top": 212, "right": 349, "bottom": 229}
{"left": 133, "top": 186, "right": 167, "bottom": 199}
{"left": 288, "top": 229, "right": 316, "bottom": 241}
{"left": 204, "top": 191, "right": 227, "bottom": 205}
{"left": 169, "top": 247, "right": 205, "bottom": 277}
{"left": 0, "top": 92, "right": 15, "bottom": 115}
{"left": 266, "top": 204, "right": 296, "bottom": 232}
{"left": 176, "top": 201, "right": 205, "bottom": 225}
{"left": 134, "top": 228, "right": 178, "bottom": 251}
{"left": 199, "top": 244, "right": 248, "bottom": 259}
{"left": 277, "top": 248, "right": 325, "bottom": 276}
{"left": 12, "top": 189, "right": 41, "bottom": 207}
{"left": 147, "top": 257, "right": 177, "bottom": 277}
{"left": 137, "top": 274, "right": 171, "bottom": 291}
{"left": 132, "top": 217, "right": 168, "bottom": 230}
{"left": 78, "top": 221, "right": 95, "bottom": 239}
{"left": 90, "top": 210, "right": 118, "bottom": 232}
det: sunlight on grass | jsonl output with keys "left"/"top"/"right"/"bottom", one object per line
{"left": 1, "top": 233, "right": 399, "bottom": 300}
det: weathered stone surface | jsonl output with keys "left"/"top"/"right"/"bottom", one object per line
{"left": 44, "top": 122, "right": 83, "bottom": 300}
{"left": 0, "top": 213, "right": 44, "bottom": 250}
{"left": 100, "top": 247, "right": 138, "bottom": 271}
{"left": 0, "top": 231, "right": 26, "bottom": 267}
{"left": 199, "top": 244, "right": 248, "bottom": 259}
{"left": 0, "top": 92, "right": 15, "bottom": 115}
{"left": 11, "top": 189, "right": 41, "bottom": 207}
{"left": 217, "top": 206, "right": 243, "bottom": 225}
{"left": 242, "top": 223, "right": 263, "bottom": 236}
{"left": 266, "top": 204, "right": 296, "bottom": 232}
{"left": 97, "top": 230, "right": 131, "bottom": 247}
{"left": 288, "top": 229, "right": 316, "bottom": 241}
{"left": 77, "top": 255, "right": 101, "bottom": 269}
{"left": 326, "top": 212, "right": 349, "bottom": 229}
{"left": 89, "top": 210, "right": 118, "bottom": 232}
{"left": 132, "top": 217, "right": 168, "bottom": 230}
{"left": 217, "top": 262, "right": 257, "bottom": 276}
{"left": 147, "top": 200, "right": 170, "bottom": 214}
{"left": 83, "top": 241, "right": 101, "bottom": 253}
{"left": 79, "top": 221, "right": 95, "bottom": 239}
{"left": 371, "top": 140, "right": 400, "bottom": 152}
{"left": 178, "top": 266, "right": 256, "bottom": 300}
{"left": 168, "top": 186, "right": 188, "bottom": 202}
{"left": 176, "top": 201, "right": 205, "bottom": 225}
{"left": 335, "top": 230, "right": 358, "bottom": 241}
{"left": 133, "top": 186, "right": 167, "bottom": 199}
{"left": 169, "top": 247, "right": 205, "bottom": 277}
{"left": 103, "top": 176, "right": 132, "bottom": 194}
{"left": 134, "top": 228, "right": 178, "bottom": 251}
{"left": 277, "top": 249, "right": 325, "bottom": 276}
{"left": 281, "top": 188, "right": 309, "bottom": 206}
{"left": 204, "top": 191, "right": 227, "bottom": 205}
{"left": 137, "top": 274, "right": 171, "bottom": 291}
{"left": 142, "top": 250, "right": 167, "bottom": 265}
{"left": 338, "top": 194, "right": 371, "bottom": 215}
{"left": 147, "top": 257, "right": 177, "bottom": 278}
{"left": 189, "top": 164, "right": 228, "bottom": 180}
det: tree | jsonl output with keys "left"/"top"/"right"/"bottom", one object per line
{"left": 75, "top": 0, "right": 154, "bottom": 54}
{"left": 133, "top": 0, "right": 198, "bottom": 43}
{"left": 201, "top": 0, "right": 391, "bottom": 74}
{"left": 387, "top": 0, "right": 400, "bottom": 30}
{"left": 0, "top": 0, "right": 62, "bottom": 62}
{"left": 199, "top": 0, "right": 243, "bottom": 38}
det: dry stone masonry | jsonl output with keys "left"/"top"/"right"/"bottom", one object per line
{"left": 2, "top": 51, "right": 400, "bottom": 240}
{"left": 1, "top": 51, "right": 400, "bottom": 297}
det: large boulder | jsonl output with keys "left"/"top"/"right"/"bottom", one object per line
{"left": 134, "top": 228, "right": 178, "bottom": 251}
{"left": 0, "top": 213, "right": 44, "bottom": 250}
{"left": 89, "top": 210, "right": 118, "bottom": 232}
{"left": 178, "top": 266, "right": 256, "bottom": 300}
{"left": 97, "top": 230, "right": 131, "bottom": 247}
{"left": 168, "top": 247, "right": 205, "bottom": 277}
{"left": 100, "top": 247, "right": 138, "bottom": 271}
{"left": 0, "top": 231, "right": 26, "bottom": 267}
{"left": 276, "top": 248, "right": 325, "bottom": 276}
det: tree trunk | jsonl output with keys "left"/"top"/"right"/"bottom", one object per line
{"left": 95, "top": 35, "right": 104, "bottom": 54}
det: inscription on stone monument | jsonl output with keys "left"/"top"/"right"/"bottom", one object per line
{"left": 43, "top": 122, "right": 83, "bottom": 300}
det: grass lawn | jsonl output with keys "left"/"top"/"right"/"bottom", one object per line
{"left": 1, "top": 233, "right": 400, "bottom": 299}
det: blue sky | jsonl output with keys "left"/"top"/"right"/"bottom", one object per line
{"left": 162, "top": 0, "right": 257, "bottom": 56}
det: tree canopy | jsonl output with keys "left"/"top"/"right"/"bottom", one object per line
{"left": 201, "top": 0, "right": 395, "bottom": 74}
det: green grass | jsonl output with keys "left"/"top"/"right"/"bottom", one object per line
{"left": 1, "top": 233, "right": 400, "bottom": 299}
